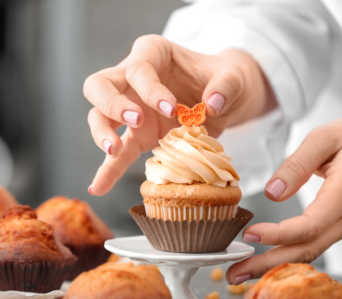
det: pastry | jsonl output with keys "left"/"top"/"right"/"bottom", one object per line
{"left": 245, "top": 263, "right": 342, "bottom": 299}
{"left": 36, "top": 196, "right": 113, "bottom": 280}
{"left": 143, "top": 125, "right": 241, "bottom": 221}
{"left": 130, "top": 125, "right": 253, "bottom": 253}
{"left": 0, "top": 205, "right": 77, "bottom": 292}
{"left": 64, "top": 262, "right": 172, "bottom": 299}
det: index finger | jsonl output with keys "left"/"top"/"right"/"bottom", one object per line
{"left": 84, "top": 68, "right": 144, "bottom": 127}
{"left": 125, "top": 35, "right": 177, "bottom": 117}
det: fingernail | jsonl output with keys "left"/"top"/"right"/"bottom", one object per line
{"left": 265, "top": 178, "right": 286, "bottom": 199}
{"left": 123, "top": 110, "right": 139, "bottom": 126}
{"left": 159, "top": 100, "right": 173, "bottom": 117}
{"left": 88, "top": 184, "right": 93, "bottom": 195}
{"left": 235, "top": 274, "right": 252, "bottom": 286}
{"left": 103, "top": 139, "right": 112, "bottom": 155}
{"left": 243, "top": 234, "right": 261, "bottom": 243}
{"left": 208, "top": 93, "right": 225, "bottom": 114}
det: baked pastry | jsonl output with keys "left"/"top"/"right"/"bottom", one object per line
{"left": 64, "top": 263, "right": 172, "bottom": 299}
{"left": 0, "top": 205, "right": 77, "bottom": 292}
{"left": 245, "top": 263, "right": 342, "bottom": 299}
{"left": 143, "top": 125, "right": 241, "bottom": 221}
{"left": 36, "top": 196, "right": 113, "bottom": 280}
{"left": 0, "top": 186, "right": 17, "bottom": 215}
{"left": 130, "top": 125, "right": 253, "bottom": 253}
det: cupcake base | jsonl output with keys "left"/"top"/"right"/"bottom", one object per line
{"left": 129, "top": 205, "right": 254, "bottom": 253}
{"left": 0, "top": 260, "right": 75, "bottom": 293}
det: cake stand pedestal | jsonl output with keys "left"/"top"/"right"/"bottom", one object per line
{"left": 105, "top": 236, "right": 254, "bottom": 299}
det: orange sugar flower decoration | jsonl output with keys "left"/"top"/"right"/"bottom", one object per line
{"left": 176, "top": 103, "right": 206, "bottom": 127}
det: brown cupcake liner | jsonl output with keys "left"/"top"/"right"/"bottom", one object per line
{"left": 130, "top": 204, "right": 254, "bottom": 253}
{"left": 0, "top": 260, "right": 75, "bottom": 292}
{"left": 66, "top": 243, "right": 111, "bottom": 280}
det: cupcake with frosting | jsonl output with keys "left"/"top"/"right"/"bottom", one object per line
{"left": 130, "top": 125, "right": 253, "bottom": 253}
{"left": 142, "top": 125, "right": 241, "bottom": 221}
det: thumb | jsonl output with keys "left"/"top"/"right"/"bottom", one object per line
{"left": 265, "top": 128, "right": 336, "bottom": 202}
{"left": 203, "top": 71, "right": 243, "bottom": 117}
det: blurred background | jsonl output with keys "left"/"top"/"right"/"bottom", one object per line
{"left": 0, "top": 0, "right": 323, "bottom": 267}
{"left": 0, "top": 0, "right": 186, "bottom": 235}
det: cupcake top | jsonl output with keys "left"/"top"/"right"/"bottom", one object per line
{"left": 0, "top": 186, "right": 17, "bottom": 215}
{"left": 64, "top": 263, "right": 172, "bottom": 299}
{"left": 0, "top": 205, "right": 76, "bottom": 263}
{"left": 36, "top": 196, "right": 113, "bottom": 246}
{"left": 145, "top": 125, "right": 239, "bottom": 187}
{"left": 246, "top": 263, "right": 342, "bottom": 299}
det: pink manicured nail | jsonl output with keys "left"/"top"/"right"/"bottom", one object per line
{"left": 123, "top": 110, "right": 139, "bottom": 126}
{"left": 243, "top": 234, "right": 261, "bottom": 243}
{"left": 265, "top": 179, "right": 286, "bottom": 199}
{"left": 235, "top": 274, "right": 252, "bottom": 286}
{"left": 103, "top": 139, "right": 112, "bottom": 155}
{"left": 159, "top": 101, "right": 173, "bottom": 117}
{"left": 88, "top": 184, "right": 93, "bottom": 195}
{"left": 208, "top": 93, "right": 225, "bottom": 114}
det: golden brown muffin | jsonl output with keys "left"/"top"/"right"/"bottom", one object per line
{"left": 36, "top": 196, "right": 113, "bottom": 280}
{"left": 245, "top": 263, "right": 342, "bottom": 299}
{"left": 141, "top": 180, "right": 241, "bottom": 221}
{"left": 64, "top": 263, "right": 172, "bottom": 299}
{"left": 0, "top": 205, "right": 77, "bottom": 292}
{"left": 0, "top": 186, "right": 17, "bottom": 215}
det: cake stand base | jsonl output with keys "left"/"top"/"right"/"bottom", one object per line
{"left": 105, "top": 236, "right": 254, "bottom": 299}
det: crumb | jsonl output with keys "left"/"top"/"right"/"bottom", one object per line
{"left": 247, "top": 282, "right": 256, "bottom": 290}
{"left": 106, "top": 253, "right": 120, "bottom": 263}
{"left": 210, "top": 267, "right": 224, "bottom": 281}
{"left": 206, "top": 291, "right": 219, "bottom": 299}
{"left": 227, "top": 282, "right": 246, "bottom": 294}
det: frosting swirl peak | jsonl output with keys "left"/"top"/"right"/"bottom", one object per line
{"left": 145, "top": 125, "right": 239, "bottom": 187}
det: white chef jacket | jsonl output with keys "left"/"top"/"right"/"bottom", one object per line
{"left": 163, "top": 0, "right": 342, "bottom": 274}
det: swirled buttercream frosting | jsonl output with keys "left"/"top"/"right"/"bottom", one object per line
{"left": 145, "top": 125, "right": 240, "bottom": 187}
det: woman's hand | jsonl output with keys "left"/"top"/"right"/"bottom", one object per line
{"left": 226, "top": 119, "right": 342, "bottom": 286}
{"left": 84, "top": 34, "right": 276, "bottom": 195}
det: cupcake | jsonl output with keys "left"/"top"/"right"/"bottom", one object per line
{"left": 0, "top": 186, "right": 18, "bottom": 214}
{"left": 0, "top": 205, "right": 77, "bottom": 292}
{"left": 64, "top": 263, "right": 171, "bottom": 299}
{"left": 143, "top": 125, "right": 241, "bottom": 220}
{"left": 130, "top": 125, "right": 253, "bottom": 253}
{"left": 245, "top": 263, "right": 342, "bottom": 299}
{"left": 36, "top": 196, "right": 113, "bottom": 280}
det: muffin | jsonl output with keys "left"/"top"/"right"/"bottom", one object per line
{"left": 64, "top": 263, "right": 172, "bottom": 299}
{"left": 0, "top": 205, "right": 77, "bottom": 292}
{"left": 245, "top": 263, "right": 342, "bottom": 299}
{"left": 36, "top": 196, "right": 113, "bottom": 280}
{"left": 0, "top": 186, "right": 17, "bottom": 214}
{"left": 130, "top": 125, "right": 253, "bottom": 253}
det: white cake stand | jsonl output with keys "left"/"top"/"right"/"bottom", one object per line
{"left": 105, "top": 236, "right": 254, "bottom": 299}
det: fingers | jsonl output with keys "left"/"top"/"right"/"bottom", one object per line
{"left": 203, "top": 71, "right": 242, "bottom": 117}
{"left": 88, "top": 108, "right": 123, "bottom": 156}
{"left": 89, "top": 128, "right": 142, "bottom": 196}
{"left": 264, "top": 125, "right": 341, "bottom": 202}
{"left": 84, "top": 72, "right": 144, "bottom": 127}
{"left": 126, "top": 35, "right": 177, "bottom": 117}
{"left": 227, "top": 217, "right": 342, "bottom": 284}
{"left": 243, "top": 170, "right": 342, "bottom": 246}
